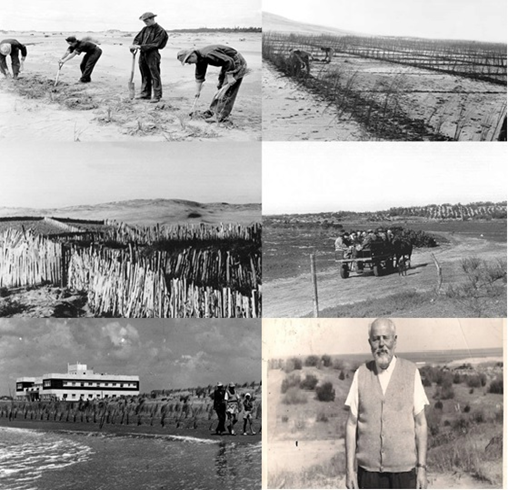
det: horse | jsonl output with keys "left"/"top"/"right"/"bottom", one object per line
{"left": 393, "top": 237, "right": 413, "bottom": 271}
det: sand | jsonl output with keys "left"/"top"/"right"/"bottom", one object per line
{"left": 0, "top": 31, "right": 261, "bottom": 141}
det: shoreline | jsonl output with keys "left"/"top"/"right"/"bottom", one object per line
{"left": 0, "top": 417, "right": 261, "bottom": 445}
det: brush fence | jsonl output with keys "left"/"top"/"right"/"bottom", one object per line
{"left": 1, "top": 225, "right": 260, "bottom": 318}
{"left": 0, "top": 398, "right": 261, "bottom": 431}
{"left": 0, "top": 229, "right": 63, "bottom": 288}
{"left": 263, "top": 33, "right": 507, "bottom": 84}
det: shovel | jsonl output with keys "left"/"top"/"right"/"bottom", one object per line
{"left": 54, "top": 65, "right": 62, "bottom": 88}
{"left": 128, "top": 51, "right": 137, "bottom": 99}
{"left": 189, "top": 95, "right": 199, "bottom": 116}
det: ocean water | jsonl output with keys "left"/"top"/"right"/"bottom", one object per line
{"left": 341, "top": 347, "right": 503, "bottom": 365}
{"left": 0, "top": 428, "right": 261, "bottom": 490}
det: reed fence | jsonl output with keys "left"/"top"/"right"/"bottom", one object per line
{"left": 0, "top": 222, "right": 261, "bottom": 318}
{"left": 0, "top": 229, "right": 63, "bottom": 288}
{"left": 0, "top": 398, "right": 261, "bottom": 431}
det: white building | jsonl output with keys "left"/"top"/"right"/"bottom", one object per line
{"left": 16, "top": 363, "right": 140, "bottom": 401}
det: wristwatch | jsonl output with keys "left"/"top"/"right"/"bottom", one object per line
{"left": 416, "top": 464, "right": 427, "bottom": 470}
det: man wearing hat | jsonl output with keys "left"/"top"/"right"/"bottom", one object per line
{"left": 177, "top": 45, "right": 247, "bottom": 121}
{"left": 0, "top": 39, "right": 27, "bottom": 79}
{"left": 59, "top": 36, "right": 102, "bottom": 83}
{"left": 130, "top": 12, "right": 168, "bottom": 102}
{"left": 212, "top": 382, "right": 226, "bottom": 435}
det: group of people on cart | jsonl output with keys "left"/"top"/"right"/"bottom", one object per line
{"left": 335, "top": 227, "right": 395, "bottom": 258}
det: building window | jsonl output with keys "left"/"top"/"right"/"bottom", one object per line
{"left": 120, "top": 383, "right": 124, "bottom": 387}
{"left": 81, "top": 383, "right": 85, "bottom": 387}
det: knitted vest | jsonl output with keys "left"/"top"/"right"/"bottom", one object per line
{"left": 356, "top": 358, "right": 416, "bottom": 473}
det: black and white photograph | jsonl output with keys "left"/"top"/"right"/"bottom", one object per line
{"left": 262, "top": 0, "right": 507, "bottom": 141}
{"left": 0, "top": 318, "right": 261, "bottom": 489}
{"left": 263, "top": 318, "right": 504, "bottom": 489}
{"left": 0, "top": 0, "right": 262, "bottom": 141}
{"left": 263, "top": 143, "right": 507, "bottom": 318}
{"left": 0, "top": 143, "right": 261, "bottom": 318}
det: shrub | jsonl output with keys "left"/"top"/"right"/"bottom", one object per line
{"left": 316, "top": 382, "right": 335, "bottom": 402}
{"left": 434, "top": 400, "right": 443, "bottom": 410}
{"left": 300, "top": 374, "right": 319, "bottom": 390}
{"left": 339, "top": 371, "right": 345, "bottom": 381}
{"left": 282, "top": 387, "right": 307, "bottom": 405}
{"left": 316, "top": 412, "right": 329, "bottom": 423}
{"left": 466, "top": 375, "right": 482, "bottom": 388}
{"left": 436, "top": 384, "right": 455, "bottom": 400}
{"left": 463, "top": 404, "right": 471, "bottom": 413}
{"left": 472, "top": 409, "right": 485, "bottom": 424}
{"left": 421, "top": 376, "right": 432, "bottom": 387}
{"left": 452, "top": 416, "right": 470, "bottom": 432}
{"left": 453, "top": 373, "right": 462, "bottom": 384}
{"left": 304, "top": 355, "right": 320, "bottom": 367}
{"left": 281, "top": 373, "right": 301, "bottom": 394}
{"left": 285, "top": 357, "right": 303, "bottom": 372}
{"left": 469, "top": 388, "right": 474, "bottom": 394}
{"left": 488, "top": 377, "right": 503, "bottom": 394}
{"left": 321, "top": 355, "right": 332, "bottom": 367}
{"left": 281, "top": 415, "right": 289, "bottom": 423}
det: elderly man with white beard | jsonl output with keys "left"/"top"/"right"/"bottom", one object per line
{"left": 345, "top": 318, "right": 429, "bottom": 489}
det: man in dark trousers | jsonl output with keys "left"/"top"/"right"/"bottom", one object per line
{"left": 177, "top": 44, "right": 247, "bottom": 121}
{"left": 345, "top": 318, "right": 429, "bottom": 489}
{"left": 130, "top": 12, "right": 168, "bottom": 103}
{"left": 212, "top": 382, "right": 226, "bottom": 435}
{"left": 59, "top": 36, "right": 102, "bottom": 83}
{"left": 0, "top": 39, "right": 27, "bottom": 79}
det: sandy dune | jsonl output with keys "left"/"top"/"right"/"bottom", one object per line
{"left": 0, "top": 31, "right": 261, "bottom": 141}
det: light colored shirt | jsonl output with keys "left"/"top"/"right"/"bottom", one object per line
{"left": 345, "top": 357, "right": 429, "bottom": 418}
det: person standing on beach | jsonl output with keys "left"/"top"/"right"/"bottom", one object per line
{"left": 59, "top": 36, "right": 102, "bottom": 83}
{"left": 212, "top": 382, "right": 226, "bottom": 435}
{"left": 130, "top": 12, "right": 168, "bottom": 103}
{"left": 177, "top": 45, "right": 247, "bottom": 121}
{"left": 224, "top": 383, "right": 241, "bottom": 435}
{"left": 0, "top": 39, "right": 27, "bottom": 79}
{"left": 345, "top": 318, "right": 429, "bottom": 489}
{"left": 242, "top": 393, "right": 256, "bottom": 435}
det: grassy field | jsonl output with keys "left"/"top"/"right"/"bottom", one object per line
{"left": 267, "top": 356, "right": 503, "bottom": 488}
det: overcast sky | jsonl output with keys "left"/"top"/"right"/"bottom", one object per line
{"left": 265, "top": 0, "right": 507, "bottom": 43}
{"left": 263, "top": 143, "right": 507, "bottom": 214}
{"left": 265, "top": 318, "right": 505, "bottom": 359}
{"left": 0, "top": 319, "right": 261, "bottom": 395}
{"left": 1, "top": 0, "right": 261, "bottom": 31}
{"left": 0, "top": 143, "right": 260, "bottom": 208}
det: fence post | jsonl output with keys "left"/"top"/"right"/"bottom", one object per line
{"left": 310, "top": 254, "right": 319, "bottom": 318}
{"left": 60, "top": 243, "right": 66, "bottom": 288}
{"left": 430, "top": 253, "right": 442, "bottom": 292}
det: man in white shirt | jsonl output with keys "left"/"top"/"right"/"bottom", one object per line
{"left": 345, "top": 318, "right": 429, "bottom": 489}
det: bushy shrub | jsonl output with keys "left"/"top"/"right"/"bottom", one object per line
{"left": 453, "top": 373, "right": 462, "bottom": 384}
{"left": 339, "top": 371, "right": 345, "bottom": 381}
{"left": 421, "top": 376, "right": 432, "bottom": 387}
{"left": 472, "top": 409, "right": 485, "bottom": 424}
{"left": 281, "top": 373, "right": 301, "bottom": 394}
{"left": 316, "top": 411, "right": 329, "bottom": 423}
{"left": 282, "top": 387, "right": 307, "bottom": 405}
{"left": 452, "top": 416, "right": 470, "bottom": 432}
{"left": 305, "top": 355, "right": 320, "bottom": 367}
{"left": 321, "top": 355, "right": 332, "bottom": 367}
{"left": 316, "top": 382, "right": 335, "bottom": 402}
{"left": 488, "top": 377, "right": 503, "bottom": 394}
{"left": 434, "top": 400, "right": 443, "bottom": 410}
{"left": 463, "top": 404, "right": 471, "bottom": 413}
{"left": 300, "top": 374, "right": 319, "bottom": 390}
{"left": 285, "top": 357, "right": 303, "bottom": 372}
{"left": 466, "top": 375, "right": 485, "bottom": 388}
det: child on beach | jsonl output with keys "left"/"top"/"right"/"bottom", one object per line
{"left": 242, "top": 393, "right": 256, "bottom": 435}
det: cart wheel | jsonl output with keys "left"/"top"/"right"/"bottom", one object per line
{"left": 340, "top": 265, "right": 349, "bottom": 279}
{"left": 373, "top": 265, "right": 382, "bottom": 277}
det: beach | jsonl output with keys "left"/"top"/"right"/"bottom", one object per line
{"left": 0, "top": 421, "right": 261, "bottom": 490}
{"left": 0, "top": 31, "right": 261, "bottom": 142}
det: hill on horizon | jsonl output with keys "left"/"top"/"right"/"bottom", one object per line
{"left": 263, "top": 12, "right": 360, "bottom": 36}
{"left": 0, "top": 199, "right": 261, "bottom": 226}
